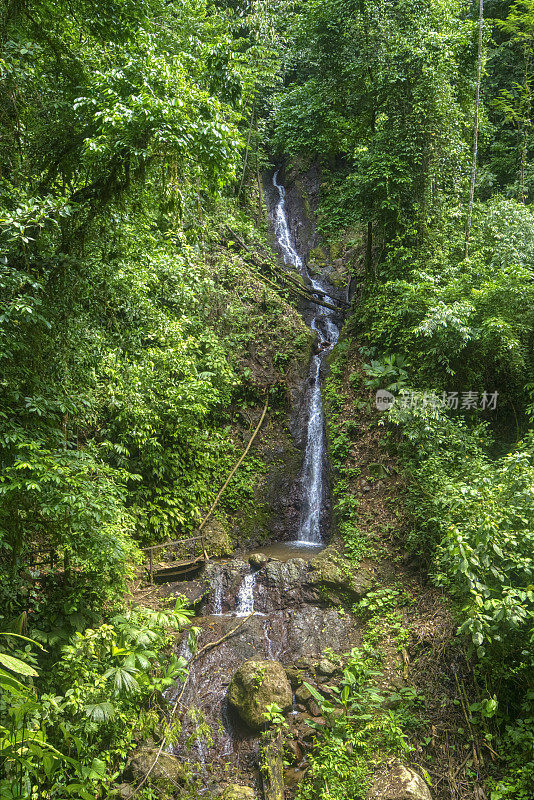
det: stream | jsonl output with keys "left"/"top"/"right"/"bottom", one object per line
{"left": 169, "top": 170, "right": 351, "bottom": 792}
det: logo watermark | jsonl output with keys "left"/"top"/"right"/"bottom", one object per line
{"left": 375, "top": 390, "right": 499, "bottom": 412}
{"left": 375, "top": 389, "right": 395, "bottom": 411}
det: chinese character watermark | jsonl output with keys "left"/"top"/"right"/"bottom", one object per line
{"left": 375, "top": 390, "right": 499, "bottom": 412}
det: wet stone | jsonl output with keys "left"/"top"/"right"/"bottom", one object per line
{"left": 317, "top": 657, "right": 337, "bottom": 676}
{"left": 285, "top": 666, "right": 304, "bottom": 688}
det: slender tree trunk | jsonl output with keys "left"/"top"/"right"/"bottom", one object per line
{"left": 238, "top": 107, "right": 255, "bottom": 200}
{"left": 465, "top": 0, "right": 484, "bottom": 258}
{"left": 519, "top": 50, "right": 531, "bottom": 203}
{"left": 365, "top": 220, "right": 373, "bottom": 276}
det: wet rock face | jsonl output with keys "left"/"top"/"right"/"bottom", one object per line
{"left": 228, "top": 660, "right": 292, "bottom": 730}
{"left": 369, "top": 760, "right": 433, "bottom": 800}
{"left": 204, "top": 518, "right": 233, "bottom": 558}
{"left": 170, "top": 553, "right": 366, "bottom": 786}
{"left": 204, "top": 559, "right": 250, "bottom": 615}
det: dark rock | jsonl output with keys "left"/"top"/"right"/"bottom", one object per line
{"left": 285, "top": 739, "right": 303, "bottom": 764}
{"left": 157, "top": 579, "right": 208, "bottom": 609}
{"left": 284, "top": 767, "right": 307, "bottom": 790}
{"left": 295, "top": 684, "right": 313, "bottom": 705}
{"left": 307, "top": 700, "right": 322, "bottom": 716}
{"left": 228, "top": 660, "right": 292, "bottom": 730}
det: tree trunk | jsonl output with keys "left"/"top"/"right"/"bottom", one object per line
{"left": 260, "top": 730, "right": 284, "bottom": 800}
{"left": 465, "top": 0, "right": 484, "bottom": 258}
{"left": 519, "top": 50, "right": 531, "bottom": 202}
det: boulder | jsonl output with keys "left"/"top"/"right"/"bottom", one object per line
{"left": 317, "top": 658, "right": 337, "bottom": 676}
{"left": 284, "top": 767, "right": 307, "bottom": 790}
{"left": 368, "top": 760, "right": 432, "bottom": 800}
{"left": 295, "top": 684, "right": 313, "bottom": 705}
{"left": 220, "top": 785, "right": 255, "bottom": 800}
{"left": 228, "top": 659, "right": 292, "bottom": 730}
{"left": 249, "top": 552, "right": 269, "bottom": 569}
{"left": 308, "top": 547, "right": 372, "bottom": 601}
{"left": 157, "top": 579, "right": 207, "bottom": 609}
{"left": 285, "top": 666, "right": 304, "bottom": 688}
{"left": 128, "top": 748, "right": 189, "bottom": 787}
{"left": 114, "top": 785, "right": 134, "bottom": 800}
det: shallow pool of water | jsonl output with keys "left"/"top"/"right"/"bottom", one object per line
{"left": 244, "top": 541, "right": 324, "bottom": 562}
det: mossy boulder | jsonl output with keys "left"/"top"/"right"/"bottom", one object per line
{"left": 203, "top": 518, "right": 232, "bottom": 557}
{"left": 127, "top": 748, "right": 189, "bottom": 791}
{"left": 308, "top": 245, "right": 327, "bottom": 265}
{"left": 328, "top": 241, "right": 343, "bottom": 260}
{"left": 227, "top": 660, "right": 292, "bottom": 730}
{"left": 308, "top": 546, "right": 372, "bottom": 601}
{"left": 368, "top": 760, "right": 433, "bottom": 800}
{"left": 220, "top": 785, "right": 255, "bottom": 800}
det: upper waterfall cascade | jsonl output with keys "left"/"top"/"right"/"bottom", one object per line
{"left": 271, "top": 171, "right": 339, "bottom": 546}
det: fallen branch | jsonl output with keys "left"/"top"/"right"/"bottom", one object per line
{"left": 198, "top": 398, "right": 269, "bottom": 536}
{"left": 224, "top": 225, "right": 348, "bottom": 309}
{"left": 193, "top": 611, "right": 255, "bottom": 661}
{"left": 129, "top": 613, "right": 255, "bottom": 797}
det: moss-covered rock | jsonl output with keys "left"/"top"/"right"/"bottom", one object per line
{"left": 285, "top": 666, "right": 304, "bottom": 688}
{"left": 309, "top": 546, "right": 372, "bottom": 601}
{"left": 228, "top": 660, "right": 292, "bottom": 730}
{"left": 219, "top": 785, "right": 256, "bottom": 800}
{"left": 127, "top": 748, "right": 189, "bottom": 792}
{"left": 203, "top": 518, "right": 233, "bottom": 557}
{"left": 308, "top": 245, "right": 327, "bottom": 265}
{"left": 368, "top": 760, "right": 433, "bottom": 800}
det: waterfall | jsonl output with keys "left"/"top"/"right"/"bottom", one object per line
{"left": 212, "top": 573, "right": 223, "bottom": 615}
{"left": 272, "top": 170, "right": 302, "bottom": 270}
{"left": 235, "top": 571, "right": 256, "bottom": 616}
{"left": 271, "top": 171, "right": 339, "bottom": 546}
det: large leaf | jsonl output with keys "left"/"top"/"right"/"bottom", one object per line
{"left": 0, "top": 667, "right": 30, "bottom": 696}
{"left": 84, "top": 702, "right": 116, "bottom": 722}
{"left": 0, "top": 652, "right": 38, "bottom": 677}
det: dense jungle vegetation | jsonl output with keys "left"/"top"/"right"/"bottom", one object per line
{"left": 0, "top": 0, "right": 533, "bottom": 798}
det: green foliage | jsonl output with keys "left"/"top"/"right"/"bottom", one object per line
{"left": 297, "top": 649, "right": 412, "bottom": 800}
{"left": 363, "top": 355, "right": 409, "bottom": 393}
{"left": 0, "top": 604, "right": 191, "bottom": 798}
{"left": 262, "top": 702, "right": 289, "bottom": 730}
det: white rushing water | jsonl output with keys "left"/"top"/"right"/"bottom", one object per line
{"left": 211, "top": 573, "right": 223, "bottom": 615}
{"left": 235, "top": 571, "right": 256, "bottom": 616}
{"left": 272, "top": 170, "right": 303, "bottom": 270}
{"left": 271, "top": 171, "right": 339, "bottom": 546}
